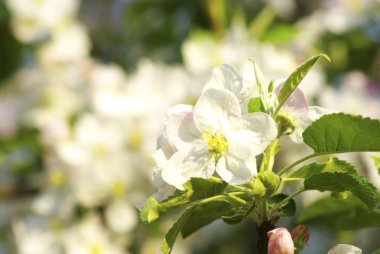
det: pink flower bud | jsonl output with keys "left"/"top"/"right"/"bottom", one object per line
{"left": 327, "top": 244, "right": 362, "bottom": 254}
{"left": 291, "top": 224, "right": 310, "bottom": 253}
{"left": 267, "top": 227, "right": 295, "bottom": 254}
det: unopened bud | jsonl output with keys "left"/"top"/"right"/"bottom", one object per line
{"left": 327, "top": 244, "right": 362, "bottom": 254}
{"left": 291, "top": 224, "right": 310, "bottom": 253}
{"left": 258, "top": 171, "right": 281, "bottom": 196}
{"left": 268, "top": 227, "right": 295, "bottom": 254}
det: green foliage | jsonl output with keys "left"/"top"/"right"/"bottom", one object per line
{"left": 286, "top": 157, "right": 356, "bottom": 181}
{"left": 304, "top": 172, "right": 379, "bottom": 209}
{"left": 268, "top": 194, "right": 296, "bottom": 217}
{"left": 160, "top": 200, "right": 233, "bottom": 254}
{"left": 140, "top": 196, "right": 161, "bottom": 223}
{"left": 372, "top": 249, "right": 380, "bottom": 254}
{"left": 184, "top": 177, "right": 228, "bottom": 201}
{"left": 274, "top": 54, "right": 330, "bottom": 116}
{"left": 303, "top": 113, "right": 380, "bottom": 153}
{"left": 248, "top": 97, "right": 265, "bottom": 113}
{"left": 181, "top": 200, "right": 233, "bottom": 238}
{"left": 297, "top": 196, "right": 380, "bottom": 230}
{"left": 140, "top": 177, "right": 228, "bottom": 223}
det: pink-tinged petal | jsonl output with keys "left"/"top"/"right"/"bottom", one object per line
{"left": 327, "top": 244, "right": 362, "bottom": 254}
{"left": 216, "top": 154, "right": 256, "bottom": 184}
{"left": 194, "top": 88, "right": 241, "bottom": 134}
{"left": 164, "top": 104, "right": 200, "bottom": 152}
{"left": 203, "top": 64, "right": 244, "bottom": 100}
{"left": 268, "top": 227, "right": 295, "bottom": 254}
{"left": 274, "top": 80, "right": 308, "bottom": 115}
{"left": 227, "top": 112, "right": 278, "bottom": 157}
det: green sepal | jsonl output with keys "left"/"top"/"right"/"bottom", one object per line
{"left": 248, "top": 97, "right": 265, "bottom": 113}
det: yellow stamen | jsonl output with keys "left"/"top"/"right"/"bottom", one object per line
{"left": 202, "top": 130, "right": 228, "bottom": 162}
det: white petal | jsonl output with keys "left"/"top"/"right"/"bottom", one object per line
{"left": 216, "top": 154, "right": 257, "bottom": 184}
{"left": 164, "top": 104, "right": 200, "bottom": 152}
{"left": 182, "top": 144, "right": 216, "bottom": 179}
{"left": 203, "top": 64, "right": 244, "bottom": 100}
{"left": 227, "top": 113, "right": 278, "bottom": 157}
{"left": 194, "top": 88, "right": 241, "bottom": 133}
{"left": 161, "top": 152, "right": 190, "bottom": 190}
{"left": 162, "top": 146, "right": 215, "bottom": 190}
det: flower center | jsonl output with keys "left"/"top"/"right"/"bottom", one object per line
{"left": 202, "top": 130, "right": 228, "bottom": 161}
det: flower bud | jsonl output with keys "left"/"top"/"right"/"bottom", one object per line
{"left": 268, "top": 227, "right": 295, "bottom": 254}
{"left": 327, "top": 244, "right": 362, "bottom": 254}
{"left": 290, "top": 224, "right": 310, "bottom": 253}
{"left": 252, "top": 171, "right": 281, "bottom": 198}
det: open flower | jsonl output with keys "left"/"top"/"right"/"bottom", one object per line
{"left": 161, "top": 88, "right": 277, "bottom": 189}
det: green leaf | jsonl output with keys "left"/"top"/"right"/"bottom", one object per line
{"left": 248, "top": 97, "right": 265, "bottom": 113}
{"left": 303, "top": 113, "right": 380, "bottom": 153}
{"left": 268, "top": 194, "right": 296, "bottom": 217}
{"left": 184, "top": 177, "right": 228, "bottom": 201}
{"left": 304, "top": 172, "right": 379, "bottom": 209}
{"left": 140, "top": 178, "right": 228, "bottom": 224}
{"left": 160, "top": 206, "right": 195, "bottom": 254}
{"left": 274, "top": 54, "right": 330, "bottom": 116}
{"left": 286, "top": 157, "right": 357, "bottom": 181}
{"left": 371, "top": 156, "right": 380, "bottom": 175}
{"left": 160, "top": 200, "right": 233, "bottom": 254}
{"left": 140, "top": 196, "right": 161, "bottom": 223}
{"left": 181, "top": 200, "right": 233, "bottom": 238}
{"left": 298, "top": 196, "right": 380, "bottom": 230}
{"left": 372, "top": 248, "right": 380, "bottom": 254}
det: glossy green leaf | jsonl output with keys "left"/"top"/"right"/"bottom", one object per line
{"left": 303, "top": 113, "right": 380, "bottom": 153}
{"left": 304, "top": 172, "right": 379, "bottom": 209}
{"left": 286, "top": 157, "right": 356, "bottom": 181}
{"left": 275, "top": 54, "right": 330, "bottom": 116}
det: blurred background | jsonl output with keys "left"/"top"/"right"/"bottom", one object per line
{"left": 0, "top": 0, "right": 380, "bottom": 253}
